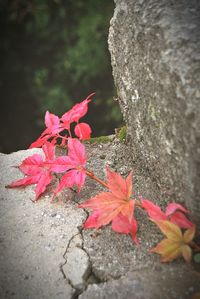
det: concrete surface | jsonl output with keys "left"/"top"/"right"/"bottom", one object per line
{"left": 0, "top": 141, "right": 199, "bottom": 298}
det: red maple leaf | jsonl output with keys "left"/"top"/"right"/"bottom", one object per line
{"left": 61, "top": 93, "right": 95, "bottom": 129}
{"left": 30, "top": 111, "right": 63, "bottom": 148}
{"left": 50, "top": 138, "right": 87, "bottom": 195}
{"left": 141, "top": 199, "right": 194, "bottom": 229}
{"left": 79, "top": 167, "right": 139, "bottom": 244}
{"left": 74, "top": 122, "right": 92, "bottom": 140}
{"left": 30, "top": 94, "right": 94, "bottom": 148}
{"left": 7, "top": 142, "right": 56, "bottom": 200}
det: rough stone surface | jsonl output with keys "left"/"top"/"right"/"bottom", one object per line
{"left": 0, "top": 141, "right": 199, "bottom": 298}
{"left": 108, "top": 0, "right": 200, "bottom": 225}
{"left": 79, "top": 265, "right": 200, "bottom": 299}
{"left": 0, "top": 149, "right": 86, "bottom": 299}
{"left": 63, "top": 247, "right": 90, "bottom": 290}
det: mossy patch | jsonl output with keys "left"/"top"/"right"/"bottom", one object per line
{"left": 116, "top": 126, "right": 127, "bottom": 142}
{"left": 85, "top": 135, "right": 112, "bottom": 144}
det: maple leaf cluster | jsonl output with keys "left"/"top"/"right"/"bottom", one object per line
{"left": 140, "top": 199, "right": 196, "bottom": 262}
{"left": 30, "top": 93, "right": 94, "bottom": 149}
{"left": 7, "top": 95, "right": 92, "bottom": 198}
{"left": 6, "top": 94, "right": 198, "bottom": 265}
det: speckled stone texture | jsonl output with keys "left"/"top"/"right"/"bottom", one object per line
{"left": 108, "top": 0, "right": 200, "bottom": 225}
{"left": 1, "top": 141, "right": 200, "bottom": 298}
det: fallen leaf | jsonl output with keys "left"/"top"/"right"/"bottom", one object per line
{"left": 30, "top": 111, "right": 62, "bottom": 148}
{"left": 74, "top": 122, "right": 92, "bottom": 140}
{"left": 51, "top": 138, "right": 87, "bottom": 194}
{"left": 79, "top": 167, "right": 138, "bottom": 243}
{"left": 150, "top": 220, "right": 195, "bottom": 263}
{"left": 7, "top": 142, "right": 55, "bottom": 200}
{"left": 141, "top": 199, "right": 194, "bottom": 228}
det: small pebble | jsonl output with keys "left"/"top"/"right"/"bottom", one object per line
{"left": 45, "top": 245, "right": 51, "bottom": 251}
{"left": 50, "top": 212, "right": 57, "bottom": 217}
{"left": 24, "top": 275, "right": 29, "bottom": 280}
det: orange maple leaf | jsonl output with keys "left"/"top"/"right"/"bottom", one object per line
{"left": 79, "top": 167, "right": 138, "bottom": 243}
{"left": 150, "top": 220, "right": 195, "bottom": 263}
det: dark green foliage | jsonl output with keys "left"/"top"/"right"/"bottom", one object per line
{"left": 0, "top": 0, "right": 122, "bottom": 152}
{"left": 194, "top": 253, "right": 200, "bottom": 263}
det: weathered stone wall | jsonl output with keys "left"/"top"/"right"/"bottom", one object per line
{"left": 108, "top": 0, "right": 200, "bottom": 225}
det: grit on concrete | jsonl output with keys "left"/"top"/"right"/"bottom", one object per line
{"left": 0, "top": 139, "right": 200, "bottom": 299}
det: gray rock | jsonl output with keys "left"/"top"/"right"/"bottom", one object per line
{"left": 0, "top": 139, "right": 199, "bottom": 299}
{"left": 80, "top": 264, "right": 200, "bottom": 299}
{"left": 63, "top": 247, "right": 90, "bottom": 290}
{"left": 78, "top": 141, "right": 200, "bottom": 298}
{"left": 108, "top": 0, "right": 200, "bottom": 225}
{"left": 0, "top": 149, "right": 86, "bottom": 299}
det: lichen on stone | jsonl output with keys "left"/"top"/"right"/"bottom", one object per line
{"left": 116, "top": 126, "right": 127, "bottom": 142}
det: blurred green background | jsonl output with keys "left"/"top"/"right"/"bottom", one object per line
{"left": 0, "top": 0, "right": 122, "bottom": 153}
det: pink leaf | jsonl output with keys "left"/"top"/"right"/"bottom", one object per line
{"left": 83, "top": 210, "right": 101, "bottom": 229}
{"left": 53, "top": 171, "right": 75, "bottom": 197}
{"left": 44, "top": 111, "right": 62, "bottom": 135}
{"left": 106, "top": 167, "right": 133, "bottom": 199}
{"left": 29, "top": 135, "right": 50, "bottom": 149}
{"left": 30, "top": 112, "right": 62, "bottom": 149}
{"left": 74, "top": 169, "right": 86, "bottom": 192}
{"left": 42, "top": 142, "right": 55, "bottom": 161}
{"left": 61, "top": 120, "right": 71, "bottom": 131}
{"left": 6, "top": 174, "right": 40, "bottom": 188}
{"left": 50, "top": 156, "right": 74, "bottom": 173}
{"left": 50, "top": 138, "right": 87, "bottom": 193}
{"left": 51, "top": 136, "right": 58, "bottom": 146}
{"left": 19, "top": 154, "right": 43, "bottom": 176}
{"left": 141, "top": 199, "right": 167, "bottom": 221}
{"left": 53, "top": 169, "right": 86, "bottom": 197}
{"left": 112, "top": 213, "right": 139, "bottom": 244}
{"left": 45, "top": 111, "right": 59, "bottom": 128}
{"left": 67, "top": 138, "right": 86, "bottom": 166}
{"left": 112, "top": 213, "right": 132, "bottom": 234}
{"left": 165, "top": 203, "right": 189, "bottom": 216}
{"left": 8, "top": 142, "right": 56, "bottom": 200}
{"left": 35, "top": 172, "right": 52, "bottom": 200}
{"left": 74, "top": 123, "right": 92, "bottom": 140}
{"left": 170, "top": 211, "right": 194, "bottom": 229}
{"left": 80, "top": 168, "right": 136, "bottom": 237}
{"left": 61, "top": 93, "right": 94, "bottom": 123}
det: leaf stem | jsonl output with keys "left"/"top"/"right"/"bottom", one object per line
{"left": 85, "top": 169, "right": 109, "bottom": 189}
{"left": 190, "top": 241, "right": 200, "bottom": 251}
{"left": 85, "top": 169, "right": 144, "bottom": 210}
{"left": 135, "top": 201, "right": 143, "bottom": 209}
{"left": 57, "top": 133, "right": 68, "bottom": 141}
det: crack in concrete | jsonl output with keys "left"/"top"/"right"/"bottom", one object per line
{"left": 59, "top": 232, "right": 81, "bottom": 298}
{"left": 58, "top": 208, "right": 104, "bottom": 299}
{"left": 79, "top": 227, "right": 102, "bottom": 284}
{"left": 68, "top": 199, "right": 124, "bottom": 298}
{"left": 57, "top": 171, "right": 126, "bottom": 298}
